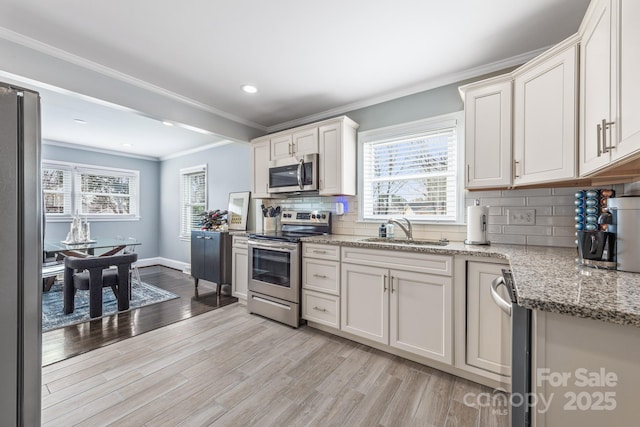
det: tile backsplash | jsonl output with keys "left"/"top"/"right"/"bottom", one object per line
{"left": 261, "top": 184, "right": 624, "bottom": 248}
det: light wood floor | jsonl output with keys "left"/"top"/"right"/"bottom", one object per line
{"left": 42, "top": 303, "right": 509, "bottom": 427}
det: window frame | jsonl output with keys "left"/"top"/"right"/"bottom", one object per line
{"left": 179, "top": 164, "right": 208, "bottom": 240}
{"left": 357, "top": 111, "right": 465, "bottom": 224}
{"left": 42, "top": 160, "right": 140, "bottom": 222}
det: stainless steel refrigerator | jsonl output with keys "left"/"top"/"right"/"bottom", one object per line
{"left": 0, "top": 82, "right": 42, "bottom": 426}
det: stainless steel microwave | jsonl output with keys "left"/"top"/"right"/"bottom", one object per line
{"left": 268, "top": 153, "right": 318, "bottom": 194}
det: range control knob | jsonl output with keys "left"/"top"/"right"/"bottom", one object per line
{"left": 321, "top": 214, "right": 327, "bottom": 219}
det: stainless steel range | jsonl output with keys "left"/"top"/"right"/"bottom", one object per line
{"left": 247, "top": 210, "right": 331, "bottom": 327}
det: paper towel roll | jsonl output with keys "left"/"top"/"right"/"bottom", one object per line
{"left": 466, "top": 205, "right": 489, "bottom": 244}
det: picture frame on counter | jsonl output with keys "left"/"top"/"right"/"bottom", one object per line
{"left": 227, "top": 191, "right": 250, "bottom": 230}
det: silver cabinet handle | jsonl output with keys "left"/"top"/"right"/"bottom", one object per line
{"left": 602, "top": 119, "right": 615, "bottom": 153}
{"left": 288, "top": 142, "right": 292, "bottom": 156}
{"left": 383, "top": 275, "right": 388, "bottom": 292}
{"left": 204, "top": 236, "right": 212, "bottom": 240}
{"left": 466, "top": 164, "right": 470, "bottom": 183}
{"left": 391, "top": 276, "right": 395, "bottom": 293}
{"left": 490, "top": 276, "right": 512, "bottom": 316}
{"left": 597, "top": 122, "right": 603, "bottom": 157}
{"left": 312, "top": 306, "right": 328, "bottom": 313}
{"left": 312, "top": 274, "right": 327, "bottom": 279}
{"left": 313, "top": 250, "right": 327, "bottom": 254}
{"left": 514, "top": 160, "right": 520, "bottom": 179}
{"left": 195, "top": 236, "right": 204, "bottom": 239}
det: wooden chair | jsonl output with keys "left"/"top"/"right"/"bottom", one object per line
{"left": 63, "top": 252, "right": 138, "bottom": 318}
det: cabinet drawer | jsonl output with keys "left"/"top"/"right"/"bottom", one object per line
{"left": 232, "top": 235, "right": 248, "bottom": 249}
{"left": 302, "top": 290, "right": 340, "bottom": 329}
{"left": 303, "top": 243, "right": 340, "bottom": 261}
{"left": 303, "top": 258, "right": 340, "bottom": 295}
{"left": 341, "top": 246, "right": 452, "bottom": 276}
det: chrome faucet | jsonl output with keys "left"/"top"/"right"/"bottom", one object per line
{"left": 387, "top": 217, "right": 413, "bottom": 240}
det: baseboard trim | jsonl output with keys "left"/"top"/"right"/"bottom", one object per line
{"left": 137, "top": 257, "right": 190, "bottom": 273}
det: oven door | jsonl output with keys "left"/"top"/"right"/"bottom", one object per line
{"left": 248, "top": 239, "right": 300, "bottom": 303}
{"left": 268, "top": 153, "right": 318, "bottom": 194}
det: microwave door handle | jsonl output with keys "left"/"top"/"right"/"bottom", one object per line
{"left": 297, "top": 158, "right": 304, "bottom": 190}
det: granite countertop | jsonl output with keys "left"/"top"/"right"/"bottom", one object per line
{"left": 301, "top": 235, "right": 640, "bottom": 328}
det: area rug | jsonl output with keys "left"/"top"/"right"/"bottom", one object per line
{"left": 42, "top": 280, "right": 179, "bottom": 332}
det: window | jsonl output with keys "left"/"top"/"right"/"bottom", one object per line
{"left": 180, "top": 165, "right": 207, "bottom": 239}
{"left": 42, "top": 161, "right": 140, "bottom": 220}
{"left": 359, "top": 112, "right": 463, "bottom": 223}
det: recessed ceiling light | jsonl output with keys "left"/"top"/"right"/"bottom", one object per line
{"left": 122, "top": 143, "right": 133, "bottom": 147}
{"left": 241, "top": 84, "right": 258, "bottom": 94}
{"left": 73, "top": 119, "right": 87, "bottom": 124}
{"left": 162, "top": 121, "right": 174, "bottom": 126}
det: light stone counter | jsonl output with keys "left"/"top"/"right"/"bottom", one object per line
{"left": 301, "top": 235, "right": 640, "bottom": 327}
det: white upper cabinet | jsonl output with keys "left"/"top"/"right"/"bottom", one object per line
{"left": 611, "top": 0, "right": 640, "bottom": 163}
{"left": 513, "top": 42, "right": 578, "bottom": 185}
{"left": 319, "top": 117, "right": 358, "bottom": 196}
{"left": 271, "top": 127, "right": 319, "bottom": 160}
{"left": 462, "top": 77, "right": 512, "bottom": 189}
{"left": 250, "top": 137, "right": 270, "bottom": 199}
{"left": 580, "top": 0, "right": 640, "bottom": 175}
{"left": 579, "top": 0, "right": 616, "bottom": 175}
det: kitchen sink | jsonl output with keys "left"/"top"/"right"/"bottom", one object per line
{"left": 359, "top": 237, "right": 449, "bottom": 246}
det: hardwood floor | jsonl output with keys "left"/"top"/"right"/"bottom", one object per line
{"left": 42, "top": 303, "right": 510, "bottom": 426}
{"left": 42, "top": 265, "right": 237, "bottom": 366}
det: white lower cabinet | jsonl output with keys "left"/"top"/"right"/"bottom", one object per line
{"left": 465, "top": 261, "right": 511, "bottom": 377}
{"left": 340, "top": 263, "right": 388, "bottom": 344}
{"left": 231, "top": 236, "right": 248, "bottom": 300}
{"left": 301, "top": 289, "right": 340, "bottom": 329}
{"left": 302, "top": 243, "right": 341, "bottom": 329}
{"left": 389, "top": 269, "right": 452, "bottom": 363}
{"left": 340, "top": 248, "right": 453, "bottom": 365}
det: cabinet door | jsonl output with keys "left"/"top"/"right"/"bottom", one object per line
{"left": 232, "top": 247, "right": 248, "bottom": 300}
{"left": 465, "top": 80, "right": 512, "bottom": 188}
{"left": 513, "top": 46, "right": 577, "bottom": 185}
{"left": 318, "top": 121, "right": 342, "bottom": 196}
{"left": 579, "top": 0, "right": 615, "bottom": 175}
{"left": 466, "top": 261, "right": 511, "bottom": 376}
{"left": 390, "top": 269, "right": 452, "bottom": 364}
{"left": 340, "top": 263, "right": 388, "bottom": 344}
{"left": 611, "top": 0, "right": 640, "bottom": 162}
{"left": 292, "top": 128, "right": 318, "bottom": 156}
{"left": 250, "top": 139, "right": 271, "bottom": 198}
{"left": 303, "top": 258, "right": 340, "bottom": 295}
{"left": 190, "top": 231, "right": 205, "bottom": 279}
{"left": 270, "top": 134, "right": 293, "bottom": 160}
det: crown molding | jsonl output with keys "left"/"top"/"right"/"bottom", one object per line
{"left": 266, "top": 46, "right": 551, "bottom": 133}
{"left": 159, "top": 140, "right": 235, "bottom": 161}
{"left": 0, "top": 27, "right": 267, "bottom": 132}
{"left": 43, "top": 139, "right": 160, "bottom": 161}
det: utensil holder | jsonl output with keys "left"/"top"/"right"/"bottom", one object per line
{"left": 263, "top": 216, "right": 278, "bottom": 232}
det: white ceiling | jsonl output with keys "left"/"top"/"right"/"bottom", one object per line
{"left": 0, "top": 0, "right": 591, "bottom": 158}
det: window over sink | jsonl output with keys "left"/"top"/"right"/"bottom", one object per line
{"left": 358, "top": 112, "right": 464, "bottom": 223}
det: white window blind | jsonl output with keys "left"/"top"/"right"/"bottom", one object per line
{"left": 41, "top": 161, "right": 140, "bottom": 220}
{"left": 180, "top": 165, "right": 207, "bottom": 239}
{"left": 42, "top": 164, "right": 72, "bottom": 215}
{"left": 75, "top": 166, "right": 139, "bottom": 216}
{"left": 359, "top": 112, "right": 463, "bottom": 222}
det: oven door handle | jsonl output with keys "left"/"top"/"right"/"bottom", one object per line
{"left": 490, "top": 276, "right": 512, "bottom": 317}
{"left": 248, "top": 239, "right": 298, "bottom": 252}
{"left": 297, "top": 158, "right": 304, "bottom": 190}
